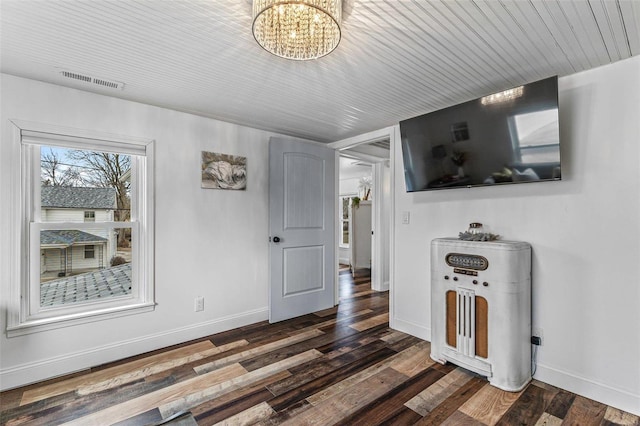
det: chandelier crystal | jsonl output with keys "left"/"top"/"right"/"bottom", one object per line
{"left": 252, "top": 0, "right": 342, "bottom": 61}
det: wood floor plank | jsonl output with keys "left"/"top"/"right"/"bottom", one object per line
{"left": 77, "top": 339, "right": 248, "bottom": 396}
{"left": 386, "top": 334, "right": 426, "bottom": 353}
{"left": 441, "top": 410, "right": 487, "bottom": 425}
{"left": 405, "top": 367, "right": 475, "bottom": 416}
{"left": 379, "top": 329, "right": 409, "bottom": 344}
{"left": 305, "top": 341, "right": 429, "bottom": 406}
{"left": 308, "top": 309, "right": 374, "bottom": 331}
{"left": 158, "top": 350, "right": 323, "bottom": 419}
{"left": 190, "top": 371, "right": 291, "bottom": 423}
{"left": 377, "top": 406, "right": 423, "bottom": 425}
{"left": 1, "top": 389, "right": 80, "bottom": 425}
{"left": 3, "top": 374, "right": 179, "bottom": 426}
{"left": 458, "top": 383, "right": 524, "bottom": 426}
{"left": 194, "top": 329, "right": 324, "bottom": 374}
{"left": 546, "top": 389, "right": 577, "bottom": 419}
{"left": 314, "top": 306, "right": 339, "bottom": 317}
{"left": 19, "top": 340, "right": 216, "bottom": 406}
{"left": 212, "top": 400, "right": 275, "bottom": 426}
{"left": 535, "top": 412, "right": 564, "bottom": 425}
{"left": 268, "top": 346, "right": 398, "bottom": 412}
{"left": 266, "top": 338, "right": 390, "bottom": 397}
{"left": 431, "top": 362, "right": 458, "bottom": 375}
{"left": 210, "top": 314, "right": 326, "bottom": 347}
{"left": 389, "top": 341, "right": 434, "bottom": 377}
{"left": 322, "top": 333, "right": 381, "bottom": 360}
{"left": 495, "top": 383, "right": 552, "bottom": 426}
{"left": 3, "top": 271, "right": 638, "bottom": 426}
{"left": 351, "top": 289, "right": 376, "bottom": 298}
{"left": 111, "top": 408, "right": 163, "bottom": 426}
{"left": 238, "top": 326, "right": 368, "bottom": 372}
{"left": 561, "top": 395, "right": 607, "bottom": 425}
{"left": 61, "top": 362, "right": 248, "bottom": 425}
{"left": 314, "top": 321, "right": 390, "bottom": 355}
{"left": 259, "top": 400, "right": 313, "bottom": 425}
{"left": 339, "top": 367, "right": 445, "bottom": 425}
{"left": 415, "top": 376, "right": 487, "bottom": 425}
{"left": 603, "top": 406, "right": 640, "bottom": 425}
{"left": 279, "top": 367, "right": 408, "bottom": 426}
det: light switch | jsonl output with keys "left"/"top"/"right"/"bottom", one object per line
{"left": 402, "top": 211, "right": 410, "bottom": 224}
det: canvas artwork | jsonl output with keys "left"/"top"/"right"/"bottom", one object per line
{"left": 201, "top": 151, "right": 247, "bottom": 190}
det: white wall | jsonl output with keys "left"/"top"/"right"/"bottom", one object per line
{"left": 0, "top": 74, "right": 297, "bottom": 389}
{"left": 392, "top": 56, "right": 640, "bottom": 415}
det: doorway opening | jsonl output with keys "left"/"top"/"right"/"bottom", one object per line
{"left": 337, "top": 138, "right": 390, "bottom": 297}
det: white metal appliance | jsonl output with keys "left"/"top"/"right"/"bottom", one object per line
{"left": 430, "top": 238, "right": 532, "bottom": 392}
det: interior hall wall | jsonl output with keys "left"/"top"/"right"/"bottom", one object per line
{"left": 391, "top": 56, "right": 640, "bottom": 415}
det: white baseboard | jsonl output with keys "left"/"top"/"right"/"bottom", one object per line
{"left": 371, "top": 280, "right": 389, "bottom": 292}
{"left": 389, "top": 320, "right": 639, "bottom": 416}
{"left": 0, "top": 307, "right": 269, "bottom": 391}
{"left": 391, "top": 316, "right": 430, "bottom": 342}
{"left": 387, "top": 319, "right": 640, "bottom": 417}
{"left": 534, "top": 363, "right": 640, "bottom": 417}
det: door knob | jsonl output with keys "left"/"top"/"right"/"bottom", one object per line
{"left": 272, "top": 236, "right": 281, "bottom": 243}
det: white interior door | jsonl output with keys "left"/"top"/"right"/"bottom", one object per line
{"left": 269, "top": 137, "right": 336, "bottom": 323}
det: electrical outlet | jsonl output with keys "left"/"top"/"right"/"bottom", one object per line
{"left": 532, "top": 327, "right": 543, "bottom": 346}
{"left": 195, "top": 296, "right": 204, "bottom": 312}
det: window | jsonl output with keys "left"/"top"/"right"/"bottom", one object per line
{"left": 7, "top": 121, "right": 155, "bottom": 336}
{"left": 509, "top": 109, "right": 560, "bottom": 165}
{"left": 84, "top": 245, "right": 95, "bottom": 259}
{"left": 339, "top": 195, "right": 353, "bottom": 248}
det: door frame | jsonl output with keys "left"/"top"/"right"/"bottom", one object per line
{"left": 328, "top": 126, "right": 398, "bottom": 328}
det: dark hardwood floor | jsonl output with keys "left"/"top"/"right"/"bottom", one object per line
{"left": 1, "top": 267, "right": 638, "bottom": 425}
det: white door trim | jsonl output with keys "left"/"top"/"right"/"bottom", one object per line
{"left": 329, "top": 125, "right": 397, "bottom": 328}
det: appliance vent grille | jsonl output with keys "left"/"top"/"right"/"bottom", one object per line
{"left": 60, "top": 71, "right": 125, "bottom": 90}
{"left": 457, "top": 288, "right": 476, "bottom": 356}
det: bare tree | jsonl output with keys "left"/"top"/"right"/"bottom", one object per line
{"left": 67, "top": 150, "right": 131, "bottom": 246}
{"left": 41, "top": 149, "right": 81, "bottom": 186}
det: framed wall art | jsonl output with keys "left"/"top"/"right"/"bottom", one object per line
{"left": 201, "top": 151, "right": 247, "bottom": 190}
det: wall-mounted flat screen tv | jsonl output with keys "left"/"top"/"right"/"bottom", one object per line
{"left": 400, "top": 76, "right": 561, "bottom": 192}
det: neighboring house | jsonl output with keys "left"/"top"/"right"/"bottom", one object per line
{"left": 40, "top": 186, "right": 117, "bottom": 277}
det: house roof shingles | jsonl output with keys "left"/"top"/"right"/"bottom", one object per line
{"left": 41, "top": 186, "right": 117, "bottom": 210}
{"left": 41, "top": 230, "right": 107, "bottom": 246}
{"left": 40, "top": 263, "right": 131, "bottom": 307}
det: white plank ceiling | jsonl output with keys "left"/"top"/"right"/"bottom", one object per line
{"left": 1, "top": 0, "right": 639, "bottom": 143}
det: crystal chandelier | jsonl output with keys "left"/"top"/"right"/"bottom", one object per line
{"left": 252, "top": 0, "right": 342, "bottom": 61}
{"left": 481, "top": 86, "right": 524, "bottom": 105}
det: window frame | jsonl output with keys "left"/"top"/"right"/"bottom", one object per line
{"left": 6, "top": 120, "right": 155, "bottom": 337}
{"left": 84, "top": 244, "right": 96, "bottom": 259}
{"left": 84, "top": 211, "right": 96, "bottom": 222}
{"left": 508, "top": 108, "right": 561, "bottom": 166}
{"left": 339, "top": 194, "right": 355, "bottom": 249}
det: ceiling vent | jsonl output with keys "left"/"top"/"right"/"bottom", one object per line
{"left": 60, "top": 70, "right": 125, "bottom": 90}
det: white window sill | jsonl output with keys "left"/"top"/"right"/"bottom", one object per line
{"left": 6, "top": 302, "right": 156, "bottom": 337}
